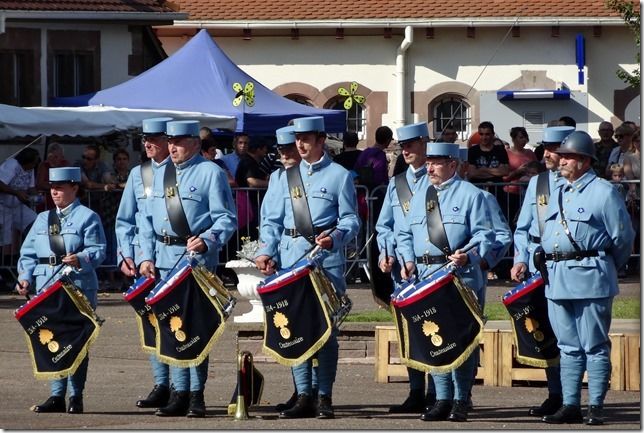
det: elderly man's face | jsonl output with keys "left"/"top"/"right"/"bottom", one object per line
{"left": 543, "top": 145, "right": 561, "bottom": 171}
{"left": 169, "top": 137, "right": 200, "bottom": 164}
{"left": 278, "top": 144, "right": 301, "bottom": 168}
{"left": 426, "top": 157, "right": 457, "bottom": 185}
{"left": 144, "top": 136, "right": 170, "bottom": 162}
{"left": 598, "top": 122, "right": 614, "bottom": 141}
{"left": 401, "top": 139, "right": 426, "bottom": 169}
{"left": 558, "top": 153, "right": 589, "bottom": 181}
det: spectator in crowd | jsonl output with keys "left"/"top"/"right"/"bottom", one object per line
{"left": 440, "top": 124, "right": 459, "bottom": 143}
{"left": 353, "top": 126, "right": 392, "bottom": 190}
{"left": 235, "top": 141, "right": 270, "bottom": 239}
{"left": 622, "top": 120, "right": 638, "bottom": 132}
{"left": 608, "top": 163, "right": 628, "bottom": 201}
{"left": 221, "top": 132, "right": 249, "bottom": 177}
{"left": 200, "top": 127, "right": 224, "bottom": 160}
{"left": 593, "top": 121, "right": 617, "bottom": 178}
{"left": 606, "top": 124, "right": 635, "bottom": 178}
{"left": 0, "top": 147, "right": 40, "bottom": 277}
{"left": 333, "top": 131, "right": 362, "bottom": 171}
{"left": 558, "top": 115, "right": 577, "bottom": 128}
{"left": 624, "top": 128, "right": 641, "bottom": 181}
{"left": 36, "top": 142, "right": 69, "bottom": 210}
{"left": 468, "top": 121, "right": 510, "bottom": 184}
{"left": 503, "top": 127, "right": 538, "bottom": 197}
{"left": 75, "top": 144, "right": 110, "bottom": 191}
{"left": 623, "top": 128, "right": 641, "bottom": 271}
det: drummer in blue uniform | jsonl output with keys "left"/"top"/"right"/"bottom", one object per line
{"left": 255, "top": 116, "right": 359, "bottom": 419}
{"left": 375, "top": 122, "right": 435, "bottom": 414}
{"left": 510, "top": 125, "right": 574, "bottom": 418}
{"left": 137, "top": 120, "right": 237, "bottom": 418}
{"left": 17, "top": 166, "right": 106, "bottom": 414}
{"left": 397, "top": 141, "right": 494, "bottom": 422}
{"left": 538, "top": 131, "right": 634, "bottom": 425}
{"left": 115, "top": 117, "right": 173, "bottom": 410}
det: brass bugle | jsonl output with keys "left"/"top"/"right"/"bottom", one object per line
{"left": 234, "top": 350, "right": 253, "bottom": 420}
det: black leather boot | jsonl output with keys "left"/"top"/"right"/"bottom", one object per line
{"left": 389, "top": 389, "right": 425, "bottom": 413}
{"left": 32, "top": 396, "right": 66, "bottom": 413}
{"left": 585, "top": 405, "right": 604, "bottom": 425}
{"left": 528, "top": 394, "right": 562, "bottom": 416}
{"left": 420, "top": 399, "right": 452, "bottom": 421}
{"left": 136, "top": 384, "right": 170, "bottom": 408}
{"left": 448, "top": 399, "right": 469, "bottom": 422}
{"left": 186, "top": 390, "right": 206, "bottom": 418}
{"left": 275, "top": 391, "right": 298, "bottom": 412}
{"left": 68, "top": 395, "right": 83, "bottom": 414}
{"left": 317, "top": 395, "right": 334, "bottom": 419}
{"left": 155, "top": 390, "right": 190, "bottom": 417}
{"left": 279, "top": 393, "right": 316, "bottom": 419}
{"left": 542, "top": 404, "right": 583, "bottom": 424}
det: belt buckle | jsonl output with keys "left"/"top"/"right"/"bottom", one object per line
{"left": 552, "top": 251, "right": 562, "bottom": 261}
{"left": 422, "top": 255, "right": 430, "bottom": 265}
{"left": 48, "top": 255, "right": 57, "bottom": 266}
{"left": 163, "top": 235, "right": 171, "bottom": 245}
{"left": 575, "top": 253, "right": 583, "bottom": 261}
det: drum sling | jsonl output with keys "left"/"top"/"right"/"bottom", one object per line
{"left": 15, "top": 279, "right": 100, "bottom": 380}
{"left": 503, "top": 274, "right": 560, "bottom": 368}
{"left": 123, "top": 276, "right": 157, "bottom": 353}
{"left": 163, "top": 162, "right": 191, "bottom": 238}
{"left": 394, "top": 172, "right": 413, "bottom": 216}
{"left": 286, "top": 166, "right": 316, "bottom": 244}
{"left": 257, "top": 260, "right": 333, "bottom": 366}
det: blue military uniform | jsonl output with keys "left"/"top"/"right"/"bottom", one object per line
{"left": 18, "top": 167, "right": 106, "bottom": 407}
{"left": 256, "top": 117, "right": 359, "bottom": 406}
{"left": 138, "top": 120, "right": 237, "bottom": 410}
{"left": 115, "top": 117, "right": 172, "bottom": 407}
{"left": 397, "top": 142, "right": 494, "bottom": 418}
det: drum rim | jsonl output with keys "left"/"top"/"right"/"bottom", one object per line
{"left": 258, "top": 267, "right": 311, "bottom": 294}
{"left": 123, "top": 276, "right": 155, "bottom": 301}
{"left": 15, "top": 280, "right": 64, "bottom": 320}
{"left": 146, "top": 265, "right": 192, "bottom": 306}
{"left": 392, "top": 272, "right": 454, "bottom": 308}
{"left": 502, "top": 275, "right": 545, "bottom": 306}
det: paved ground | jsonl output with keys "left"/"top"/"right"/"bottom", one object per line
{"left": 0, "top": 277, "right": 640, "bottom": 430}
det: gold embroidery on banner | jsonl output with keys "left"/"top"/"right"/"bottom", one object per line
{"left": 273, "top": 311, "right": 291, "bottom": 339}
{"left": 39, "top": 328, "right": 60, "bottom": 353}
{"left": 422, "top": 320, "right": 443, "bottom": 347}
{"left": 170, "top": 316, "right": 186, "bottom": 342}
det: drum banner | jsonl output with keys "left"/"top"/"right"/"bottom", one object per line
{"left": 392, "top": 273, "right": 483, "bottom": 374}
{"left": 123, "top": 276, "right": 157, "bottom": 354}
{"left": 15, "top": 280, "right": 100, "bottom": 380}
{"left": 146, "top": 262, "right": 225, "bottom": 368}
{"left": 258, "top": 265, "right": 332, "bottom": 367}
{"left": 503, "top": 275, "right": 560, "bottom": 368}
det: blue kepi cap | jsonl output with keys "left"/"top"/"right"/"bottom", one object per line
{"left": 426, "top": 142, "right": 460, "bottom": 159}
{"left": 142, "top": 117, "right": 173, "bottom": 136}
{"left": 541, "top": 126, "right": 575, "bottom": 145}
{"left": 166, "top": 120, "right": 200, "bottom": 138}
{"left": 50, "top": 167, "right": 81, "bottom": 184}
{"left": 292, "top": 116, "right": 325, "bottom": 133}
{"left": 397, "top": 122, "right": 429, "bottom": 145}
{"left": 276, "top": 126, "right": 296, "bottom": 147}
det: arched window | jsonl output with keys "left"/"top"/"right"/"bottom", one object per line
{"left": 327, "top": 96, "right": 366, "bottom": 140}
{"left": 284, "top": 94, "right": 313, "bottom": 107}
{"left": 431, "top": 96, "right": 471, "bottom": 142}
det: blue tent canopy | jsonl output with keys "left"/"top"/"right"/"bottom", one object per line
{"left": 52, "top": 29, "right": 346, "bottom": 134}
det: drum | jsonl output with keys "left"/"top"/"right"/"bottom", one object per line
{"left": 15, "top": 278, "right": 101, "bottom": 380}
{"left": 502, "top": 272, "right": 559, "bottom": 367}
{"left": 145, "top": 257, "right": 230, "bottom": 368}
{"left": 257, "top": 257, "right": 335, "bottom": 366}
{"left": 391, "top": 268, "right": 484, "bottom": 373}
{"left": 123, "top": 276, "right": 157, "bottom": 353}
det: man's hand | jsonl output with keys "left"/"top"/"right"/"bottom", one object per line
{"left": 510, "top": 262, "right": 528, "bottom": 282}
{"left": 139, "top": 261, "right": 156, "bottom": 279}
{"left": 62, "top": 253, "right": 80, "bottom": 269}
{"left": 315, "top": 233, "right": 333, "bottom": 250}
{"left": 186, "top": 236, "right": 207, "bottom": 254}
{"left": 379, "top": 256, "right": 395, "bottom": 273}
{"left": 448, "top": 249, "right": 469, "bottom": 267}
{"left": 120, "top": 257, "right": 137, "bottom": 277}
{"left": 255, "top": 255, "right": 277, "bottom": 276}
{"left": 401, "top": 261, "right": 416, "bottom": 280}
{"left": 16, "top": 280, "right": 29, "bottom": 296}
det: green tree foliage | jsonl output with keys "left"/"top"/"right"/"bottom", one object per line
{"left": 606, "top": 0, "right": 640, "bottom": 87}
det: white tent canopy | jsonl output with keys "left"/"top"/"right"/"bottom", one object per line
{"left": 0, "top": 104, "right": 237, "bottom": 139}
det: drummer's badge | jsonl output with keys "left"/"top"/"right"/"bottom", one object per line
{"left": 291, "top": 186, "right": 303, "bottom": 200}
{"left": 49, "top": 224, "right": 60, "bottom": 236}
{"left": 422, "top": 320, "right": 443, "bottom": 347}
{"left": 166, "top": 187, "right": 175, "bottom": 198}
{"left": 427, "top": 200, "right": 436, "bottom": 213}
{"left": 170, "top": 316, "right": 186, "bottom": 342}
{"left": 39, "top": 328, "right": 59, "bottom": 353}
{"left": 401, "top": 201, "right": 411, "bottom": 213}
{"left": 524, "top": 316, "right": 544, "bottom": 342}
{"left": 273, "top": 312, "right": 291, "bottom": 339}
{"left": 537, "top": 194, "right": 547, "bottom": 206}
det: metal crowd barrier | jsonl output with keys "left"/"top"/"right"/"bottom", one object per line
{"left": 0, "top": 179, "right": 639, "bottom": 290}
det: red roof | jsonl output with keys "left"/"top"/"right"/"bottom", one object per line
{"left": 0, "top": 0, "right": 178, "bottom": 13}
{"left": 171, "top": 0, "right": 632, "bottom": 21}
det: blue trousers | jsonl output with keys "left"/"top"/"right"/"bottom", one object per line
{"left": 293, "top": 329, "right": 338, "bottom": 397}
{"left": 408, "top": 368, "right": 436, "bottom": 395}
{"left": 548, "top": 297, "right": 613, "bottom": 406}
{"left": 433, "top": 352, "right": 477, "bottom": 401}
{"left": 170, "top": 357, "right": 209, "bottom": 392}
{"left": 149, "top": 355, "right": 170, "bottom": 386}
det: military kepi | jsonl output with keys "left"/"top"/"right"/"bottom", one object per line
{"left": 142, "top": 117, "right": 173, "bottom": 137}
{"left": 292, "top": 116, "right": 325, "bottom": 133}
{"left": 166, "top": 120, "right": 200, "bottom": 138}
{"left": 426, "top": 142, "right": 460, "bottom": 159}
{"left": 276, "top": 126, "right": 296, "bottom": 147}
{"left": 49, "top": 167, "right": 81, "bottom": 184}
{"left": 397, "top": 122, "right": 429, "bottom": 144}
{"left": 541, "top": 126, "right": 575, "bottom": 145}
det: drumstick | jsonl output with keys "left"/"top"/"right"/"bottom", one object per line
{"left": 119, "top": 252, "right": 139, "bottom": 277}
{"left": 424, "top": 243, "right": 479, "bottom": 280}
{"left": 296, "top": 226, "right": 339, "bottom": 264}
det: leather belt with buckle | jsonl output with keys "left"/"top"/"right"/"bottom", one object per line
{"left": 528, "top": 234, "right": 541, "bottom": 244}
{"left": 544, "top": 250, "right": 599, "bottom": 262}
{"left": 155, "top": 234, "right": 188, "bottom": 246}
{"left": 415, "top": 254, "right": 448, "bottom": 265}
{"left": 39, "top": 256, "right": 65, "bottom": 266}
{"left": 284, "top": 224, "right": 336, "bottom": 238}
